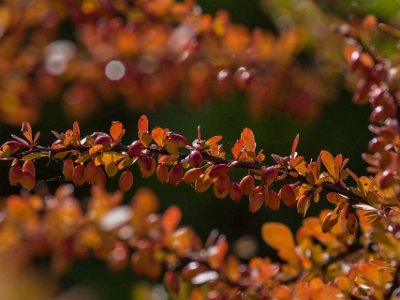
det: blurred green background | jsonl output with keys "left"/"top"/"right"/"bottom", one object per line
{"left": 2, "top": 0, "right": 399, "bottom": 299}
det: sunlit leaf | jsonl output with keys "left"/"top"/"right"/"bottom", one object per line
{"left": 151, "top": 127, "right": 165, "bottom": 147}
{"left": 110, "top": 121, "right": 125, "bottom": 142}
{"left": 21, "top": 121, "right": 33, "bottom": 144}
{"left": 262, "top": 222, "right": 295, "bottom": 250}
{"left": 320, "top": 150, "right": 337, "bottom": 180}
{"left": 241, "top": 128, "right": 255, "bottom": 153}
{"left": 205, "top": 135, "right": 222, "bottom": 146}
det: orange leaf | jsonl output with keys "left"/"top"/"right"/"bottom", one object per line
{"left": 320, "top": 150, "right": 337, "bottom": 180}
{"left": 240, "top": 128, "right": 255, "bottom": 152}
{"left": 151, "top": 127, "right": 165, "bottom": 147}
{"left": 205, "top": 135, "right": 222, "bottom": 146}
{"left": 262, "top": 222, "right": 295, "bottom": 250}
{"left": 21, "top": 121, "right": 33, "bottom": 144}
{"left": 89, "top": 144, "right": 103, "bottom": 155}
{"left": 110, "top": 121, "right": 125, "bottom": 142}
{"left": 138, "top": 115, "right": 149, "bottom": 138}
{"left": 162, "top": 205, "right": 182, "bottom": 234}
{"left": 231, "top": 139, "right": 244, "bottom": 160}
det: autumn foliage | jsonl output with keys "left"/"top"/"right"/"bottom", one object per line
{"left": 1, "top": 1, "right": 400, "bottom": 300}
{"left": 0, "top": 0, "right": 333, "bottom": 125}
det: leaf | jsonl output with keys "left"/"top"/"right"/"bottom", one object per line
{"left": 249, "top": 192, "right": 264, "bottom": 212}
{"left": 320, "top": 150, "right": 337, "bottom": 180}
{"left": 89, "top": 144, "right": 103, "bottom": 155}
{"left": 241, "top": 128, "right": 255, "bottom": 152}
{"left": 138, "top": 115, "right": 148, "bottom": 138}
{"left": 162, "top": 205, "right": 182, "bottom": 234}
{"left": 73, "top": 121, "right": 80, "bottom": 135}
{"left": 22, "top": 152, "right": 48, "bottom": 160}
{"left": 105, "top": 162, "right": 118, "bottom": 177}
{"left": 21, "top": 121, "right": 33, "bottom": 144}
{"left": 95, "top": 152, "right": 126, "bottom": 165}
{"left": 370, "top": 229, "right": 398, "bottom": 250}
{"left": 205, "top": 135, "right": 222, "bottom": 146}
{"left": 11, "top": 134, "right": 30, "bottom": 147}
{"left": 151, "top": 127, "right": 165, "bottom": 147}
{"left": 33, "top": 131, "right": 41, "bottom": 144}
{"left": 110, "top": 121, "right": 125, "bottom": 142}
{"left": 291, "top": 134, "right": 299, "bottom": 158}
{"left": 231, "top": 139, "right": 244, "bottom": 160}
{"left": 262, "top": 222, "right": 295, "bottom": 250}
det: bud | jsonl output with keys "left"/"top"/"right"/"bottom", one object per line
{"left": 72, "top": 164, "right": 85, "bottom": 186}
{"left": 167, "top": 133, "right": 189, "bottom": 147}
{"left": 262, "top": 166, "right": 279, "bottom": 186}
{"left": 182, "top": 262, "right": 207, "bottom": 281}
{"left": 119, "top": 171, "right": 133, "bottom": 191}
{"left": 128, "top": 140, "right": 143, "bottom": 158}
{"left": 239, "top": 175, "right": 254, "bottom": 196}
{"left": 169, "top": 164, "right": 183, "bottom": 186}
{"left": 156, "top": 164, "right": 169, "bottom": 183}
{"left": 95, "top": 134, "right": 112, "bottom": 146}
{"left": 379, "top": 170, "right": 396, "bottom": 189}
{"left": 368, "top": 137, "right": 386, "bottom": 153}
{"left": 189, "top": 150, "right": 203, "bottom": 167}
{"left": 369, "top": 105, "right": 386, "bottom": 124}
{"left": 63, "top": 158, "right": 74, "bottom": 180}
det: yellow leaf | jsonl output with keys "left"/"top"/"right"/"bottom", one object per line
{"left": 22, "top": 153, "right": 48, "bottom": 160}
{"left": 95, "top": 152, "right": 125, "bottom": 165}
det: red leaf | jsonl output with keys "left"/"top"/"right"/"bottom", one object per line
{"left": 291, "top": 134, "right": 299, "bottom": 158}
{"left": 138, "top": 115, "right": 149, "bottom": 138}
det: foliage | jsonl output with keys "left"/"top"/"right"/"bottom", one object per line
{"left": 2, "top": 1, "right": 400, "bottom": 300}
{"left": 0, "top": 0, "right": 339, "bottom": 126}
